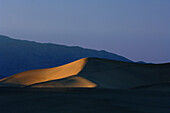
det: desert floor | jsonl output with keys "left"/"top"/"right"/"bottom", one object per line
{"left": 0, "top": 87, "right": 170, "bottom": 113}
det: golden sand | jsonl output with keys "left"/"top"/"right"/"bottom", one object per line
{"left": 0, "top": 58, "right": 88, "bottom": 86}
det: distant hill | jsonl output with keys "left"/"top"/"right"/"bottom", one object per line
{"left": 0, "top": 35, "right": 132, "bottom": 78}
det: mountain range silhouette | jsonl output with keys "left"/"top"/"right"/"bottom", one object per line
{"left": 0, "top": 35, "right": 132, "bottom": 78}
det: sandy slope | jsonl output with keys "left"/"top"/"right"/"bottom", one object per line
{"left": 0, "top": 58, "right": 87, "bottom": 86}
{"left": 1, "top": 57, "right": 170, "bottom": 89}
{"left": 28, "top": 76, "right": 97, "bottom": 88}
{"left": 78, "top": 58, "right": 170, "bottom": 89}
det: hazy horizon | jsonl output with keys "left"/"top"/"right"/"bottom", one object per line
{"left": 0, "top": 0, "right": 170, "bottom": 63}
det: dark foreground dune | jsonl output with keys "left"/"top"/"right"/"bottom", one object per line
{"left": 0, "top": 87, "right": 170, "bottom": 113}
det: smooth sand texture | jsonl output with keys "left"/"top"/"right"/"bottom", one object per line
{"left": 28, "top": 76, "right": 97, "bottom": 88}
{"left": 132, "top": 82, "right": 170, "bottom": 90}
{"left": 0, "top": 58, "right": 87, "bottom": 86}
{"left": 1, "top": 57, "right": 170, "bottom": 89}
{"left": 78, "top": 58, "right": 170, "bottom": 89}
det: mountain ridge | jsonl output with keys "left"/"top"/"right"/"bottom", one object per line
{"left": 0, "top": 35, "right": 132, "bottom": 78}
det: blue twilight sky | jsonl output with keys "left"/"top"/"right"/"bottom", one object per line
{"left": 0, "top": 0, "right": 170, "bottom": 63}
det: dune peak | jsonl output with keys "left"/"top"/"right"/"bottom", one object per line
{"left": 0, "top": 58, "right": 88, "bottom": 86}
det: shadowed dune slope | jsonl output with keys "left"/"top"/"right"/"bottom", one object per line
{"left": 28, "top": 76, "right": 97, "bottom": 88}
{"left": 77, "top": 58, "right": 170, "bottom": 89}
{"left": 1, "top": 88, "right": 170, "bottom": 113}
{"left": 132, "top": 82, "right": 170, "bottom": 90}
{"left": 1, "top": 58, "right": 170, "bottom": 89}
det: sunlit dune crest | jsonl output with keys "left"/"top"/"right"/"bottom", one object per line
{"left": 0, "top": 58, "right": 88, "bottom": 86}
{"left": 28, "top": 76, "right": 97, "bottom": 88}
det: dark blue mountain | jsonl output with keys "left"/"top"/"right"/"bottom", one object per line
{"left": 0, "top": 35, "right": 132, "bottom": 78}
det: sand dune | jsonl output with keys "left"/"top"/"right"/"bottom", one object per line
{"left": 131, "top": 82, "right": 170, "bottom": 90}
{"left": 1, "top": 57, "right": 170, "bottom": 89}
{"left": 28, "top": 76, "right": 97, "bottom": 88}
{"left": 78, "top": 58, "right": 170, "bottom": 89}
{"left": 0, "top": 58, "right": 87, "bottom": 86}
